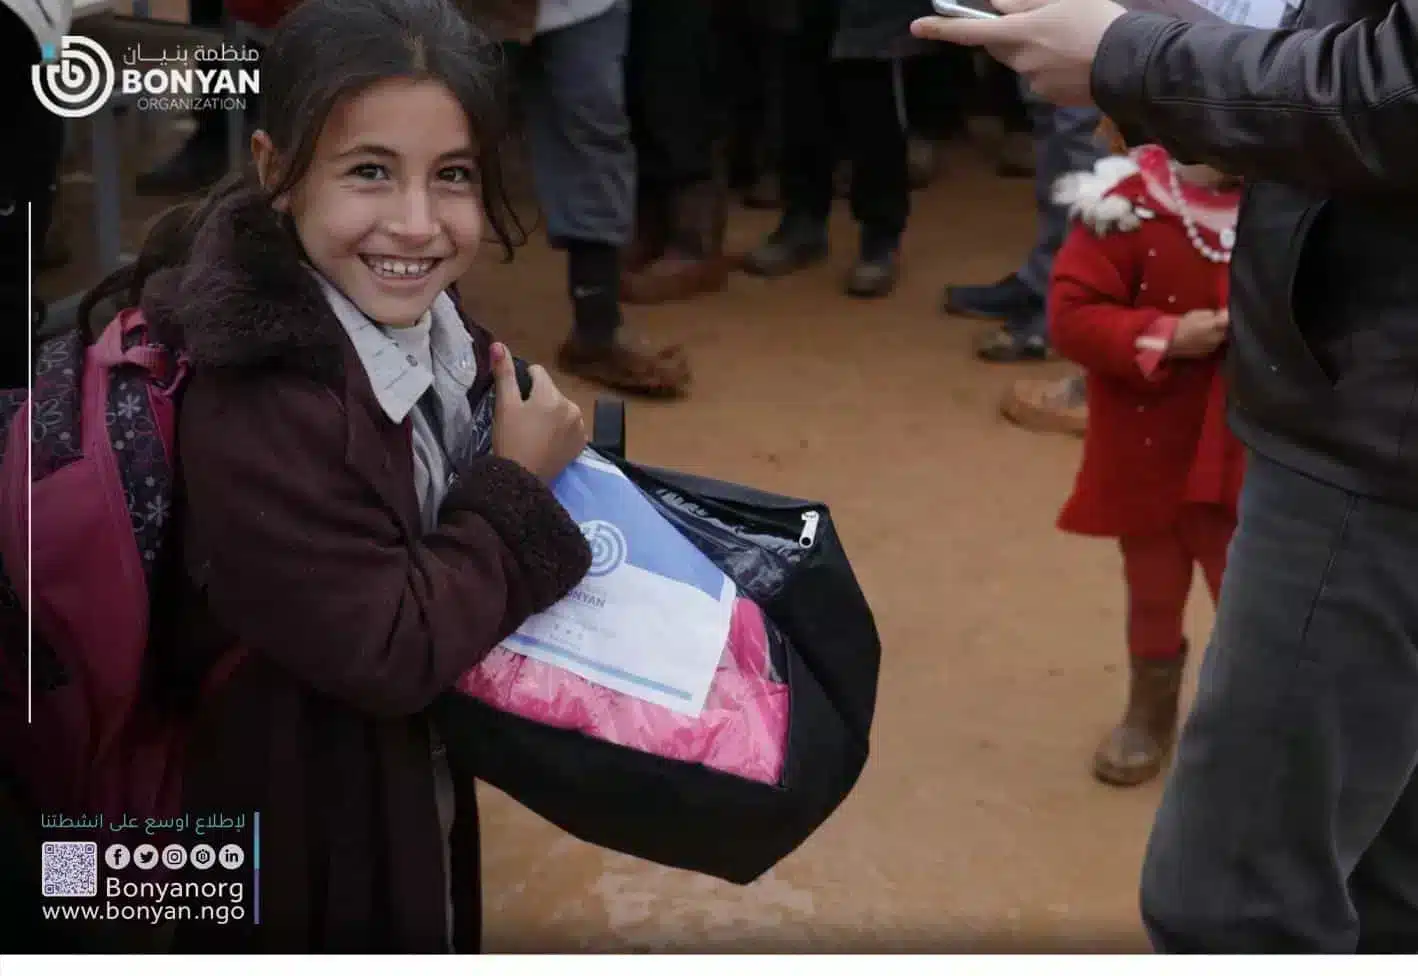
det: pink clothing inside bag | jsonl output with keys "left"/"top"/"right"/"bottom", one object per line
{"left": 456, "top": 597, "right": 790, "bottom": 785}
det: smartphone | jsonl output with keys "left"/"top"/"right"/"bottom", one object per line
{"left": 930, "top": 0, "right": 1002, "bottom": 18}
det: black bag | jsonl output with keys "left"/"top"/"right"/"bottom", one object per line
{"left": 432, "top": 401, "right": 880, "bottom": 884}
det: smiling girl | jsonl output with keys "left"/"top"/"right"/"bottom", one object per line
{"left": 78, "top": 0, "right": 593, "bottom": 951}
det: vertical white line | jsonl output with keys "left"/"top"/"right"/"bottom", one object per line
{"left": 26, "top": 201, "right": 34, "bottom": 726}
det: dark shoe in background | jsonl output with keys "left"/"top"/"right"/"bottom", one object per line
{"left": 975, "top": 319, "right": 1051, "bottom": 363}
{"left": 943, "top": 272, "right": 1041, "bottom": 321}
{"left": 845, "top": 231, "right": 900, "bottom": 299}
{"left": 740, "top": 213, "right": 829, "bottom": 278}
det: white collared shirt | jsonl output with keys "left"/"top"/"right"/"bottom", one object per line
{"left": 314, "top": 274, "right": 479, "bottom": 533}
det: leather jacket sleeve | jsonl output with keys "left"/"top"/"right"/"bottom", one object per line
{"left": 1090, "top": 7, "right": 1418, "bottom": 194}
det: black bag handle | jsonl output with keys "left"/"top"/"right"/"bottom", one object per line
{"left": 512, "top": 358, "right": 626, "bottom": 459}
{"left": 591, "top": 399, "right": 625, "bottom": 458}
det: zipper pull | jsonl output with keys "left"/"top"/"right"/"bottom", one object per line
{"left": 799, "top": 511, "right": 820, "bottom": 548}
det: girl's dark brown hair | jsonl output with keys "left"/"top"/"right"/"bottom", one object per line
{"left": 79, "top": 0, "right": 518, "bottom": 331}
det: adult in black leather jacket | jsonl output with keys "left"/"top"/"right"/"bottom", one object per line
{"left": 1096, "top": 2, "right": 1418, "bottom": 502}
{"left": 916, "top": 0, "right": 1418, "bottom": 953}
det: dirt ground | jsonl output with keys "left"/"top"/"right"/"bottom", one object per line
{"left": 37, "top": 77, "right": 1220, "bottom": 953}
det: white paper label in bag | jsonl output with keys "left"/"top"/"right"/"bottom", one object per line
{"left": 501, "top": 452, "right": 735, "bottom": 716}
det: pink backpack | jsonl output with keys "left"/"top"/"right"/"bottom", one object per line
{"left": 0, "top": 309, "right": 233, "bottom": 821}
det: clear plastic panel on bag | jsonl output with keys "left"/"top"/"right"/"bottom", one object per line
{"left": 470, "top": 383, "right": 802, "bottom": 605}
{"left": 638, "top": 486, "right": 808, "bottom": 605}
{"left": 456, "top": 389, "right": 799, "bottom": 782}
{"left": 460, "top": 596, "right": 791, "bottom": 785}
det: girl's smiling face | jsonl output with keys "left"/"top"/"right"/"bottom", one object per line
{"left": 254, "top": 77, "right": 483, "bottom": 327}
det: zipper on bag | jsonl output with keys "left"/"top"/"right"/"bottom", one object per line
{"left": 798, "top": 511, "right": 820, "bottom": 548}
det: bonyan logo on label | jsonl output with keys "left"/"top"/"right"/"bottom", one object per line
{"left": 581, "top": 520, "right": 629, "bottom": 577}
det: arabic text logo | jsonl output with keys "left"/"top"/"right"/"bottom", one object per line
{"left": 32, "top": 35, "right": 116, "bottom": 119}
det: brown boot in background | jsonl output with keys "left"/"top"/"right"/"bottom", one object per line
{"left": 621, "top": 180, "right": 730, "bottom": 305}
{"left": 1092, "top": 645, "right": 1188, "bottom": 787}
{"left": 1001, "top": 373, "right": 1087, "bottom": 437}
{"left": 557, "top": 334, "right": 692, "bottom": 398}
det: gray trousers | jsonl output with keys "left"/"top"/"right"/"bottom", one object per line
{"left": 1009, "top": 91, "right": 1101, "bottom": 341}
{"left": 518, "top": 0, "right": 636, "bottom": 248}
{"left": 1142, "top": 451, "right": 1418, "bottom": 951}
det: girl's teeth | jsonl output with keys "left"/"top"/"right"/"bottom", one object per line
{"left": 369, "top": 258, "right": 434, "bottom": 278}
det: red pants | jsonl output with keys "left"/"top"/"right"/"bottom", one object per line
{"left": 1118, "top": 505, "right": 1237, "bottom": 659}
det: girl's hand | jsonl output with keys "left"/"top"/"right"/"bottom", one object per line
{"left": 1166, "top": 309, "right": 1230, "bottom": 359}
{"left": 490, "top": 343, "right": 586, "bottom": 483}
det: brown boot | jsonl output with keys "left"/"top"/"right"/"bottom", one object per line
{"left": 1000, "top": 373, "right": 1087, "bottom": 437}
{"left": 557, "top": 335, "right": 691, "bottom": 398}
{"left": 1092, "top": 646, "right": 1188, "bottom": 787}
{"left": 621, "top": 180, "right": 730, "bottom": 306}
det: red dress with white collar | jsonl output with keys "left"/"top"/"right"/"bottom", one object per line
{"left": 1049, "top": 146, "right": 1246, "bottom": 540}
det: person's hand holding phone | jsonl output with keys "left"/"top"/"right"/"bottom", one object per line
{"left": 914, "top": 0, "right": 1127, "bottom": 106}
{"left": 490, "top": 342, "right": 587, "bottom": 484}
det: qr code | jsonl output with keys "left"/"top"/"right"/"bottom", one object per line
{"left": 41, "top": 841, "right": 98, "bottom": 898}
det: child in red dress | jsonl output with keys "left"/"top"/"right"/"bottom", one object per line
{"left": 1048, "top": 141, "right": 1245, "bottom": 788}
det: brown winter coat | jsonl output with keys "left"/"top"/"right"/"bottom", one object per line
{"left": 138, "top": 188, "right": 592, "bottom": 952}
